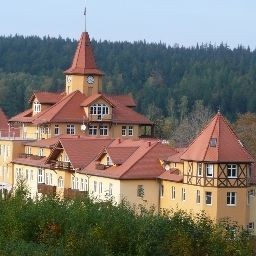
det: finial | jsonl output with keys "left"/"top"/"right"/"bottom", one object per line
{"left": 84, "top": 0, "right": 87, "bottom": 33}
{"left": 217, "top": 106, "right": 221, "bottom": 114}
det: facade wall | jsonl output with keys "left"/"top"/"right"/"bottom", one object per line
{"left": 249, "top": 185, "right": 256, "bottom": 235}
{"left": 66, "top": 74, "right": 102, "bottom": 96}
{"left": 120, "top": 180, "right": 159, "bottom": 210}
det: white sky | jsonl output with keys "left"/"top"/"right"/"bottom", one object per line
{"left": 0, "top": 0, "right": 256, "bottom": 49}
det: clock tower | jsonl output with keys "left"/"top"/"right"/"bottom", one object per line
{"left": 64, "top": 32, "right": 104, "bottom": 96}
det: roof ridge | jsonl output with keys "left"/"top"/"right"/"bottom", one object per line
{"left": 33, "top": 91, "right": 80, "bottom": 124}
{"left": 202, "top": 114, "right": 219, "bottom": 161}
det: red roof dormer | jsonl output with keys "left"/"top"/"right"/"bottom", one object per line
{"left": 64, "top": 32, "right": 103, "bottom": 76}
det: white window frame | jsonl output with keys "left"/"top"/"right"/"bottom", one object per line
{"left": 90, "top": 104, "right": 109, "bottom": 116}
{"left": 94, "top": 181, "right": 97, "bottom": 192}
{"left": 248, "top": 222, "right": 254, "bottom": 230}
{"left": 85, "top": 179, "right": 88, "bottom": 191}
{"left": 76, "top": 177, "right": 79, "bottom": 190}
{"left": 99, "top": 182, "right": 103, "bottom": 194}
{"left": 197, "top": 163, "right": 203, "bottom": 176}
{"left": 99, "top": 125, "right": 108, "bottom": 136}
{"left": 81, "top": 178, "right": 85, "bottom": 191}
{"left": 109, "top": 183, "right": 113, "bottom": 196}
{"left": 38, "top": 148, "right": 44, "bottom": 157}
{"left": 171, "top": 186, "right": 176, "bottom": 200}
{"left": 72, "top": 176, "right": 75, "bottom": 189}
{"left": 206, "top": 164, "right": 213, "bottom": 177}
{"left": 89, "top": 125, "right": 97, "bottom": 136}
{"left": 128, "top": 126, "right": 133, "bottom": 136}
{"left": 54, "top": 125, "right": 60, "bottom": 135}
{"left": 30, "top": 170, "right": 34, "bottom": 181}
{"left": 182, "top": 188, "right": 186, "bottom": 201}
{"left": 196, "top": 190, "right": 201, "bottom": 204}
{"left": 227, "top": 192, "right": 236, "bottom": 206}
{"left": 205, "top": 191, "right": 212, "bottom": 205}
{"left": 67, "top": 124, "right": 75, "bottom": 135}
{"left": 58, "top": 176, "right": 64, "bottom": 188}
{"left": 38, "top": 168, "right": 44, "bottom": 184}
{"left": 122, "top": 126, "right": 127, "bottom": 136}
{"left": 227, "top": 164, "right": 237, "bottom": 178}
{"left": 34, "top": 101, "right": 41, "bottom": 113}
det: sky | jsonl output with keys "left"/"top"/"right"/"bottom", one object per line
{"left": 0, "top": 0, "right": 256, "bottom": 49}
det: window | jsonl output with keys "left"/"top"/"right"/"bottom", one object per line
{"left": 160, "top": 185, "right": 164, "bottom": 197}
{"left": 26, "top": 146, "right": 32, "bottom": 155}
{"left": 90, "top": 104, "right": 109, "bottom": 116}
{"left": 137, "top": 185, "right": 144, "bottom": 197}
{"left": 248, "top": 222, "right": 254, "bottom": 230}
{"left": 81, "top": 178, "right": 84, "bottom": 191}
{"left": 94, "top": 181, "right": 97, "bottom": 192}
{"left": 205, "top": 192, "right": 212, "bottom": 205}
{"left": 58, "top": 176, "right": 64, "bottom": 188}
{"left": 227, "top": 164, "right": 237, "bottom": 178}
{"left": 30, "top": 170, "right": 34, "bottom": 181}
{"left": 89, "top": 125, "right": 97, "bottom": 136}
{"left": 63, "top": 154, "right": 69, "bottom": 162}
{"left": 171, "top": 186, "right": 176, "bottom": 200}
{"left": 227, "top": 192, "right": 236, "bottom": 206}
{"left": 67, "top": 124, "right": 75, "bottom": 135}
{"left": 85, "top": 179, "right": 88, "bottom": 191}
{"left": 38, "top": 148, "right": 44, "bottom": 157}
{"left": 209, "top": 138, "right": 217, "bottom": 147}
{"left": 196, "top": 190, "right": 201, "bottom": 204}
{"left": 109, "top": 183, "right": 113, "bottom": 196}
{"left": 76, "top": 177, "right": 79, "bottom": 189}
{"left": 49, "top": 173, "right": 53, "bottom": 185}
{"left": 99, "top": 125, "right": 108, "bottom": 136}
{"left": 182, "top": 188, "right": 186, "bottom": 201}
{"left": 54, "top": 125, "right": 60, "bottom": 135}
{"left": 72, "top": 177, "right": 75, "bottom": 189}
{"left": 106, "top": 156, "right": 113, "bottom": 166}
{"left": 197, "top": 163, "right": 203, "bottom": 176}
{"left": 206, "top": 164, "right": 213, "bottom": 177}
{"left": 45, "top": 173, "right": 49, "bottom": 185}
{"left": 122, "top": 126, "right": 126, "bottom": 136}
{"left": 99, "top": 182, "right": 103, "bottom": 194}
{"left": 34, "top": 101, "right": 41, "bottom": 113}
{"left": 128, "top": 126, "right": 133, "bottom": 136}
{"left": 26, "top": 169, "right": 29, "bottom": 180}
{"left": 38, "top": 168, "right": 43, "bottom": 183}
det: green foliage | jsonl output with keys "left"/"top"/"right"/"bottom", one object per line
{"left": 0, "top": 187, "right": 253, "bottom": 255}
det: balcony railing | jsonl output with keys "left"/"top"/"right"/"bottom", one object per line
{"left": 50, "top": 160, "right": 71, "bottom": 171}
{"left": 19, "top": 153, "right": 44, "bottom": 160}
{"left": 95, "top": 163, "right": 107, "bottom": 170}
{"left": 64, "top": 188, "right": 87, "bottom": 199}
{"left": 38, "top": 183, "right": 57, "bottom": 196}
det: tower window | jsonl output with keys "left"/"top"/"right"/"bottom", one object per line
{"left": 90, "top": 104, "right": 109, "bottom": 116}
{"left": 209, "top": 138, "right": 217, "bottom": 147}
{"left": 227, "top": 192, "right": 236, "bottom": 206}
{"left": 227, "top": 164, "right": 237, "bottom": 178}
{"left": 205, "top": 192, "right": 212, "bottom": 205}
{"left": 206, "top": 164, "right": 214, "bottom": 177}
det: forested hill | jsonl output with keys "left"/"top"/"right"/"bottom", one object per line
{"left": 1, "top": 35, "right": 256, "bottom": 122}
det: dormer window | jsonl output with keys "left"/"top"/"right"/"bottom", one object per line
{"left": 209, "top": 138, "right": 217, "bottom": 147}
{"left": 106, "top": 156, "right": 113, "bottom": 166}
{"left": 34, "top": 101, "right": 41, "bottom": 113}
{"left": 90, "top": 104, "right": 109, "bottom": 116}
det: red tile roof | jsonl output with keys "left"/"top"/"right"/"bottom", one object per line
{"left": 28, "top": 92, "right": 65, "bottom": 104}
{"left": 64, "top": 32, "right": 103, "bottom": 76}
{"left": 12, "top": 156, "right": 49, "bottom": 168}
{"left": 106, "top": 147, "right": 139, "bottom": 165}
{"left": 80, "top": 94, "right": 115, "bottom": 107}
{"left": 84, "top": 139, "right": 177, "bottom": 180}
{"left": 107, "top": 95, "right": 136, "bottom": 108}
{"left": 167, "top": 148, "right": 187, "bottom": 163}
{"left": 33, "top": 91, "right": 87, "bottom": 124}
{"left": 46, "top": 137, "right": 113, "bottom": 169}
{"left": 158, "top": 168, "right": 183, "bottom": 182}
{"left": 24, "top": 136, "right": 59, "bottom": 148}
{"left": 181, "top": 112, "right": 254, "bottom": 163}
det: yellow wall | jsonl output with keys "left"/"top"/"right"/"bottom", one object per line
{"left": 66, "top": 74, "right": 102, "bottom": 96}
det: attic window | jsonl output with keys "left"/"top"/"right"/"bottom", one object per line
{"left": 209, "top": 138, "right": 217, "bottom": 147}
{"left": 34, "top": 101, "right": 41, "bottom": 113}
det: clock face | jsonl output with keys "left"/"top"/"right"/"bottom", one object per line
{"left": 87, "top": 75, "right": 95, "bottom": 84}
{"left": 66, "top": 75, "right": 72, "bottom": 84}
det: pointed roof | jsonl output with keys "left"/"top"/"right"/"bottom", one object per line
{"left": 28, "top": 92, "right": 65, "bottom": 104}
{"left": 64, "top": 32, "right": 103, "bottom": 76}
{"left": 181, "top": 112, "right": 254, "bottom": 163}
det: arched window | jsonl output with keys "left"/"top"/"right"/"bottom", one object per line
{"left": 58, "top": 176, "right": 64, "bottom": 188}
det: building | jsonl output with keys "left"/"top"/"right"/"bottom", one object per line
{"left": 9, "top": 33, "right": 154, "bottom": 140}
{"left": 159, "top": 112, "right": 255, "bottom": 231}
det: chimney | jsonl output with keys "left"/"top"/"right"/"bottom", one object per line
{"left": 118, "top": 138, "right": 121, "bottom": 144}
{"left": 78, "top": 135, "right": 80, "bottom": 139}
{"left": 148, "top": 141, "right": 151, "bottom": 147}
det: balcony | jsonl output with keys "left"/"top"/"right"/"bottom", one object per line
{"left": 88, "top": 114, "right": 112, "bottom": 122}
{"left": 38, "top": 183, "right": 56, "bottom": 196}
{"left": 95, "top": 163, "right": 107, "bottom": 170}
{"left": 19, "top": 153, "right": 44, "bottom": 160}
{"left": 50, "top": 160, "right": 71, "bottom": 171}
{"left": 64, "top": 188, "right": 87, "bottom": 199}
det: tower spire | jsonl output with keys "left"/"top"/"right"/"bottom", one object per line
{"left": 84, "top": 0, "right": 87, "bottom": 33}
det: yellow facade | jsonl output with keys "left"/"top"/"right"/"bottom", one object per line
{"left": 66, "top": 74, "right": 103, "bottom": 96}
